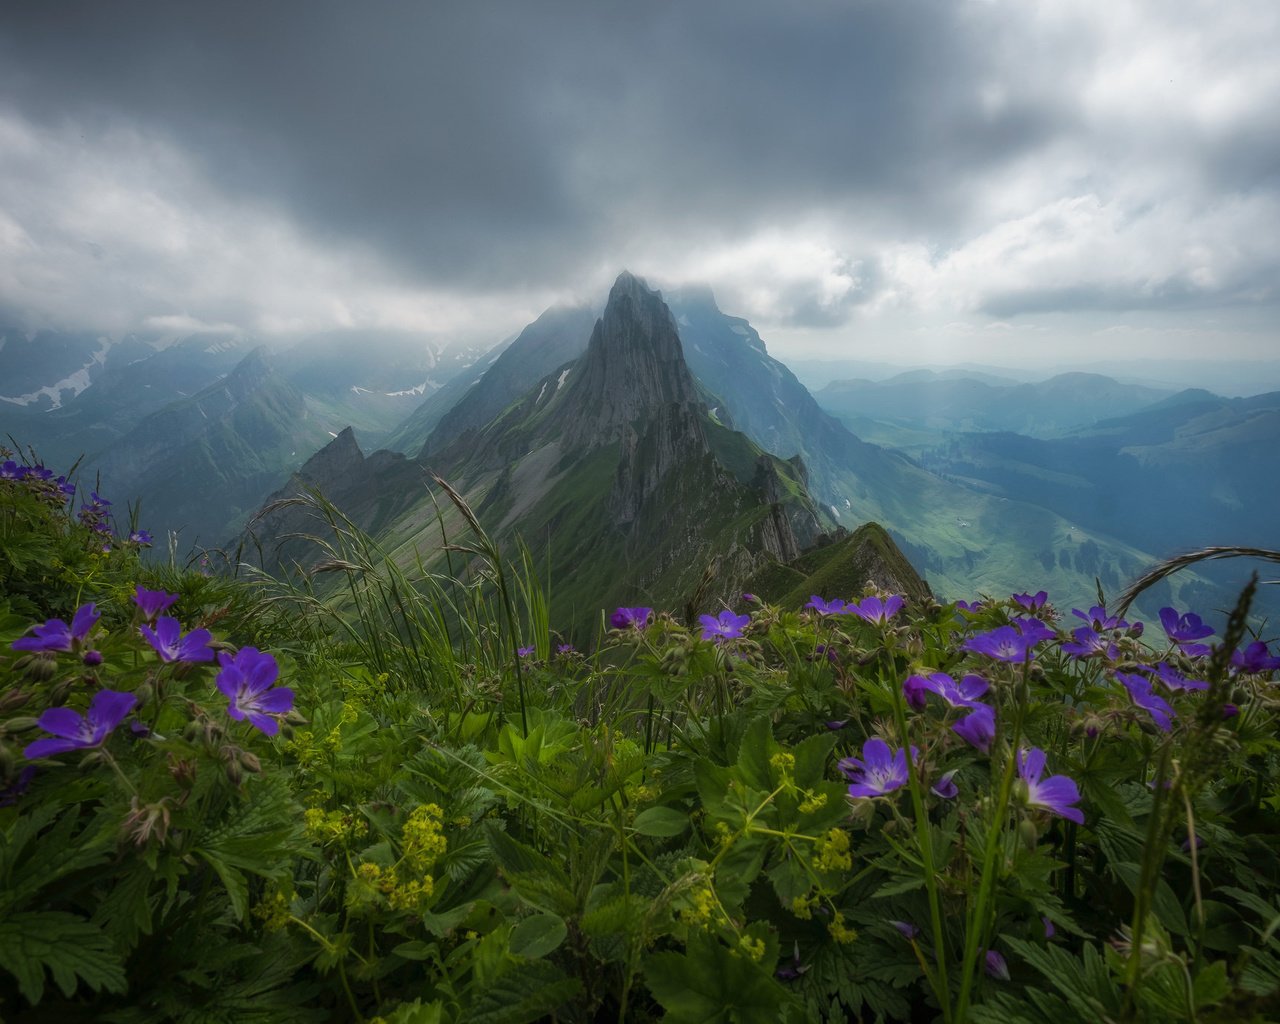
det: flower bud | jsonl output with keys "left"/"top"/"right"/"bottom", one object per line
{"left": 1018, "top": 817, "right": 1040, "bottom": 852}
{"left": 17, "top": 653, "right": 59, "bottom": 683}
{"left": 49, "top": 679, "right": 75, "bottom": 704}
{"left": 134, "top": 683, "right": 155, "bottom": 706}
{"left": 2, "top": 716, "right": 39, "bottom": 733}
{"left": 225, "top": 759, "right": 244, "bottom": 787}
{"left": 82, "top": 650, "right": 103, "bottom": 667}
{"left": 167, "top": 754, "right": 197, "bottom": 789}
{"left": 239, "top": 751, "right": 262, "bottom": 774}
{"left": 0, "top": 689, "right": 30, "bottom": 713}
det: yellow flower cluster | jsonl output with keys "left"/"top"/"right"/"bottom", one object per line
{"left": 769, "top": 751, "right": 796, "bottom": 776}
{"left": 252, "top": 891, "right": 291, "bottom": 932}
{"left": 388, "top": 877, "right": 435, "bottom": 912}
{"left": 828, "top": 911, "right": 858, "bottom": 945}
{"left": 798, "top": 790, "right": 828, "bottom": 814}
{"left": 285, "top": 730, "right": 324, "bottom": 769}
{"left": 304, "top": 806, "right": 368, "bottom": 845}
{"left": 348, "top": 860, "right": 435, "bottom": 914}
{"left": 402, "top": 803, "right": 448, "bottom": 871}
{"left": 790, "top": 893, "right": 817, "bottom": 920}
{"left": 679, "top": 879, "right": 719, "bottom": 927}
{"left": 814, "top": 828, "right": 852, "bottom": 873}
{"left": 737, "top": 934, "right": 766, "bottom": 962}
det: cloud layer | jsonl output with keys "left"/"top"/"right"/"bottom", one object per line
{"left": 1, "top": 0, "right": 1276, "bottom": 364}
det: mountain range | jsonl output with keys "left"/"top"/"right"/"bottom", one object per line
{"left": 6, "top": 273, "right": 1275, "bottom": 628}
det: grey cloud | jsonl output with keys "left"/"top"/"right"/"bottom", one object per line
{"left": 0, "top": 1, "right": 1069, "bottom": 289}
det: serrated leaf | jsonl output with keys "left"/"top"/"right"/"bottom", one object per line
{"left": 0, "top": 911, "right": 126, "bottom": 1004}
{"left": 466, "top": 959, "right": 581, "bottom": 1024}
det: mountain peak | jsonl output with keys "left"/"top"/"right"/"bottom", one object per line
{"left": 558, "top": 272, "right": 702, "bottom": 448}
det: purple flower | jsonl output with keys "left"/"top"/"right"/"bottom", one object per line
{"left": 23, "top": 690, "right": 138, "bottom": 759}
{"left": 741, "top": 592, "right": 758, "bottom": 603}
{"left": 848, "top": 595, "right": 905, "bottom": 626}
{"left": 1061, "top": 626, "right": 1119, "bottom": 661}
{"left": 1042, "top": 916, "right": 1056, "bottom": 939}
{"left": 890, "top": 920, "right": 920, "bottom": 940}
{"left": 610, "top": 606, "right": 652, "bottom": 630}
{"left": 1016, "top": 747, "right": 1085, "bottom": 824}
{"left": 82, "top": 650, "right": 103, "bottom": 667}
{"left": 133, "top": 585, "right": 179, "bottom": 620}
{"left": 953, "top": 703, "right": 996, "bottom": 753}
{"left": 139, "top": 617, "right": 214, "bottom": 663}
{"left": 904, "top": 671, "right": 988, "bottom": 711}
{"left": 805, "top": 595, "right": 847, "bottom": 616}
{"left": 985, "top": 950, "right": 1010, "bottom": 981}
{"left": 1115, "top": 672, "right": 1175, "bottom": 732}
{"left": 1012, "top": 591, "right": 1048, "bottom": 612}
{"left": 556, "top": 643, "right": 576, "bottom": 655}
{"left": 12, "top": 603, "right": 100, "bottom": 652}
{"left": 931, "top": 769, "right": 959, "bottom": 800}
{"left": 699, "top": 609, "right": 750, "bottom": 642}
{"left": 1231, "top": 641, "right": 1280, "bottom": 674}
{"left": 1147, "top": 661, "right": 1208, "bottom": 693}
{"left": 954, "top": 599, "right": 984, "bottom": 614}
{"left": 129, "top": 530, "right": 154, "bottom": 546}
{"left": 903, "top": 674, "right": 933, "bottom": 711}
{"left": 516, "top": 645, "right": 535, "bottom": 658}
{"left": 825, "top": 719, "right": 849, "bottom": 731}
{"left": 215, "top": 648, "right": 293, "bottom": 736}
{"left": 1159, "top": 607, "right": 1214, "bottom": 657}
{"left": 1221, "top": 703, "right": 1240, "bottom": 720}
{"left": 839, "top": 737, "right": 912, "bottom": 799}
{"left": 1072, "top": 605, "right": 1126, "bottom": 632}
{"left": 962, "top": 625, "right": 1036, "bottom": 662}
{"left": 1012, "top": 617, "right": 1057, "bottom": 645}
{"left": 0, "top": 460, "right": 22, "bottom": 480}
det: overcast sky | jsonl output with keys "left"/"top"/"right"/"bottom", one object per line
{"left": 2, "top": 1, "right": 1277, "bottom": 375}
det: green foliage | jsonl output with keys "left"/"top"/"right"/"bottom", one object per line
{"left": 2, "top": 456, "right": 1278, "bottom": 1022}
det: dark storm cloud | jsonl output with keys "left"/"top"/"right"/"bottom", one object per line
{"left": 0, "top": 1, "right": 1065, "bottom": 290}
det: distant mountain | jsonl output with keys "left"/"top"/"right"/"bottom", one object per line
{"left": 815, "top": 371, "right": 1175, "bottom": 438}
{"left": 91, "top": 348, "right": 336, "bottom": 546}
{"left": 413, "top": 303, "right": 598, "bottom": 457}
{"left": 247, "top": 273, "right": 840, "bottom": 636}
{"left": 916, "top": 389, "right": 1280, "bottom": 556}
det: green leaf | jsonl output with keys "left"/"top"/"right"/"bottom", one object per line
{"left": 509, "top": 913, "right": 568, "bottom": 958}
{"left": 634, "top": 806, "right": 691, "bottom": 837}
{"left": 1112, "top": 861, "right": 1187, "bottom": 935}
{"left": 644, "top": 933, "right": 793, "bottom": 1024}
{"left": 466, "top": 959, "right": 582, "bottom": 1024}
{"left": 0, "top": 911, "right": 126, "bottom": 1004}
{"left": 735, "top": 716, "right": 777, "bottom": 792}
{"left": 1193, "top": 959, "right": 1229, "bottom": 1008}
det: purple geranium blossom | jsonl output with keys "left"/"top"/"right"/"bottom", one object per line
{"left": 139, "top": 617, "right": 214, "bottom": 663}
{"left": 23, "top": 689, "right": 138, "bottom": 759}
{"left": 904, "top": 671, "right": 988, "bottom": 710}
{"left": 1072, "top": 605, "right": 1127, "bottom": 632}
{"left": 1012, "top": 590, "right": 1048, "bottom": 612}
{"left": 556, "top": 643, "right": 575, "bottom": 655}
{"left": 1231, "top": 640, "right": 1280, "bottom": 674}
{"left": 985, "top": 950, "right": 1010, "bottom": 981}
{"left": 1159, "top": 606, "right": 1215, "bottom": 657}
{"left": 133, "top": 585, "right": 179, "bottom": 620}
{"left": 954, "top": 599, "right": 984, "bottom": 614}
{"left": 1016, "top": 747, "right": 1085, "bottom": 824}
{"left": 890, "top": 920, "right": 921, "bottom": 940}
{"left": 839, "top": 737, "right": 913, "bottom": 799}
{"left": 516, "top": 645, "right": 535, "bottom": 658}
{"left": 953, "top": 703, "right": 996, "bottom": 753}
{"left": 1012, "top": 617, "right": 1057, "bottom": 645}
{"left": 610, "top": 606, "right": 652, "bottom": 630}
{"left": 1042, "top": 916, "right": 1056, "bottom": 939}
{"left": 1061, "top": 626, "right": 1119, "bottom": 661}
{"left": 215, "top": 648, "right": 294, "bottom": 736}
{"left": 1115, "top": 672, "right": 1176, "bottom": 732}
{"left": 848, "top": 594, "right": 905, "bottom": 626}
{"left": 129, "top": 529, "right": 154, "bottom": 546}
{"left": 699, "top": 609, "right": 750, "bottom": 642}
{"left": 931, "top": 769, "right": 959, "bottom": 800}
{"left": 805, "top": 595, "right": 847, "bottom": 616}
{"left": 12, "top": 603, "right": 100, "bottom": 652}
{"left": 1147, "top": 661, "right": 1208, "bottom": 693}
{"left": 962, "top": 625, "right": 1037, "bottom": 662}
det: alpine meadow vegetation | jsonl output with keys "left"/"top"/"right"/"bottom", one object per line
{"left": 2, "top": 448, "right": 1279, "bottom": 1024}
